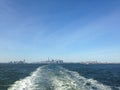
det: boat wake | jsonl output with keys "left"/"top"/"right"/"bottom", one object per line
{"left": 8, "top": 65, "right": 112, "bottom": 90}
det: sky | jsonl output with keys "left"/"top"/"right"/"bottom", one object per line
{"left": 0, "top": 0, "right": 120, "bottom": 62}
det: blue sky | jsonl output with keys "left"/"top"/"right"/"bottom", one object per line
{"left": 0, "top": 0, "right": 120, "bottom": 62}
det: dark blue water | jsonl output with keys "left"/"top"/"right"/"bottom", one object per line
{"left": 61, "top": 64, "right": 120, "bottom": 90}
{"left": 0, "top": 63, "right": 120, "bottom": 90}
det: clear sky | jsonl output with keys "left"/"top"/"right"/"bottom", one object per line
{"left": 0, "top": 0, "right": 120, "bottom": 62}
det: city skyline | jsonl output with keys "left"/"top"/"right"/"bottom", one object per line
{"left": 0, "top": 0, "right": 120, "bottom": 62}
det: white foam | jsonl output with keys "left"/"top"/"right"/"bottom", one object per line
{"left": 8, "top": 65, "right": 112, "bottom": 90}
{"left": 8, "top": 67, "right": 41, "bottom": 90}
{"left": 50, "top": 66, "right": 112, "bottom": 90}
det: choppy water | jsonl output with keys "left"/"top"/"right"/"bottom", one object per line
{"left": 0, "top": 64, "right": 120, "bottom": 90}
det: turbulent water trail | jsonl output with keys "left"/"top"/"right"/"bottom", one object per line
{"left": 8, "top": 65, "right": 112, "bottom": 90}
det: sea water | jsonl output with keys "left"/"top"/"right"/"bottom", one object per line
{"left": 0, "top": 64, "right": 120, "bottom": 90}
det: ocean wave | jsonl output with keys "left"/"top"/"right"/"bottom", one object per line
{"left": 8, "top": 65, "right": 112, "bottom": 90}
